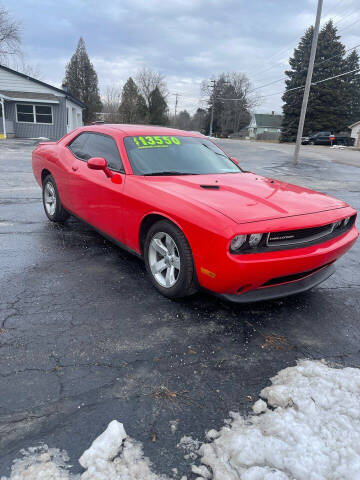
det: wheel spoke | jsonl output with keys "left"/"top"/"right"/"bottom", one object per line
{"left": 152, "top": 258, "right": 167, "bottom": 274}
{"left": 165, "top": 266, "right": 176, "bottom": 287}
{"left": 150, "top": 238, "right": 168, "bottom": 257}
{"left": 172, "top": 255, "right": 180, "bottom": 270}
{"left": 169, "top": 265, "right": 176, "bottom": 286}
{"left": 165, "top": 234, "right": 174, "bottom": 253}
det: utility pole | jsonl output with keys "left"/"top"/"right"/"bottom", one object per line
{"left": 209, "top": 80, "right": 216, "bottom": 136}
{"left": 0, "top": 98, "right": 6, "bottom": 139}
{"left": 173, "top": 93, "right": 180, "bottom": 127}
{"left": 293, "top": 0, "right": 323, "bottom": 165}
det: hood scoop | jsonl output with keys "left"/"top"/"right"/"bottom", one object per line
{"left": 200, "top": 184, "right": 220, "bottom": 190}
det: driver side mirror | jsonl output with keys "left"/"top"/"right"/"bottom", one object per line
{"left": 87, "top": 157, "right": 113, "bottom": 178}
{"left": 230, "top": 157, "right": 239, "bottom": 165}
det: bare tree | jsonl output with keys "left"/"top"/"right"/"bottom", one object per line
{"left": 102, "top": 85, "right": 122, "bottom": 122}
{"left": 135, "top": 67, "right": 167, "bottom": 107}
{"left": 0, "top": 6, "right": 21, "bottom": 62}
{"left": 9, "top": 57, "right": 42, "bottom": 79}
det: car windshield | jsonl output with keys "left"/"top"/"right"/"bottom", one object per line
{"left": 123, "top": 135, "right": 241, "bottom": 175}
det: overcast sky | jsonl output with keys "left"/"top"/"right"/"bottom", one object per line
{"left": 3, "top": 0, "right": 360, "bottom": 115}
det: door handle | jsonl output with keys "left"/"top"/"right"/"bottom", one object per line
{"left": 72, "top": 164, "right": 79, "bottom": 171}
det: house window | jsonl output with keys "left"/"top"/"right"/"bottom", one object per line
{"left": 16, "top": 104, "right": 53, "bottom": 124}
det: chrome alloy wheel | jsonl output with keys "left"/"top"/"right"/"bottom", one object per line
{"left": 148, "top": 232, "right": 180, "bottom": 288}
{"left": 44, "top": 182, "right": 56, "bottom": 216}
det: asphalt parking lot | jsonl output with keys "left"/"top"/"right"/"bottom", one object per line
{"left": 0, "top": 138, "right": 359, "bottom": 477}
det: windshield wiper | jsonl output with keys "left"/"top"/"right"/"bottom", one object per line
{"left": 143, "top": 171, "right": 195, "bottom": 176}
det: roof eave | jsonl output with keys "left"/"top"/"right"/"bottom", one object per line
{"left": 0, "top": 63, "right": 86, "bottom": 109}
{"left": 349, "top": 121, "right": 360, "bottom": 128}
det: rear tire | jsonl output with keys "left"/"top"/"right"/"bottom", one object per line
{"left": 42, "top": 174, "right": 70, "bottom": 222}
{"left": 144, "top": 220, "right": 197, "bottom": 299}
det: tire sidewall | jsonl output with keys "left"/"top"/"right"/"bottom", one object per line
{"left": 144, "top": 221, "right": 194, "bottom": 298}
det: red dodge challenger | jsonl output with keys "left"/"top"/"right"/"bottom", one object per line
{"left": 32, "top": 125, "right": 358, "bottom": 302}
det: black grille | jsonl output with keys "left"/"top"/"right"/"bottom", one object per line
{"left": 261, "top": 263, "right": 332, "bottom": 287}
{"left": 267, "top": 215, "right": 356, "bottom": 248}
{"left": 268, "top": 223, "right": 333, "bottom": 246}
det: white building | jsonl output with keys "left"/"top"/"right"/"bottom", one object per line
{"left": 349, "top": 121, "right": 360, "bottom": 147}
{"left": 0, "top": 64, "right": 85, "bottom": 140}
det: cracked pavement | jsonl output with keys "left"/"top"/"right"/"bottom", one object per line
{"left": 0, "top": 139, "right": 359, "bottom": 477}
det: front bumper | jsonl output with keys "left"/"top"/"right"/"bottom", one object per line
{"left": 196, "top": 223, "right": 358, "bottom": 301}
{"left": 218, "top": 263, "right": 335, "bottom": 303}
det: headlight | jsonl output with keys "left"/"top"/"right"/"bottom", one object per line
{"left": 343, "top": 217, "right": 350, "bottom": 226}
{"left": 248, "top": 233, "right": 263, "bottom": 248}
{"left": 333, "top": 221, "right": 342, "bottom": 229}
{"left": 230, "top": 233, "right": 265, "bottom": 253}
{"left": 230, "top": 235, "right": 246, "bottom": 252}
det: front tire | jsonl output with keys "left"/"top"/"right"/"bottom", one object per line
{"left": 42, "top": 174, "right": 70, "bottom": 222}
{"left": 144, "top": 220, "right": 197, "bottom": 299}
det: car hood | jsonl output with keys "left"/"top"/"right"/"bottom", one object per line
{"left": 146, "top": 173, "right": 347, "bottom": 224}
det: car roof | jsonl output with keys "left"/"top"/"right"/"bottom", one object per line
{"left": 74, "top": 124, "right": 205, "bottom": 138}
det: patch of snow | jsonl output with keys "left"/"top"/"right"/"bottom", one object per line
{"left": 2, "top": 422, "right": 169, "bottom": 480}
{"left": 3, "top": 360, "right": 360, "bottom": 480}
{"left": 169, "top": 420, "right": 179, "bottom": 434}
{"left": 252, "top": 399, "right": 267, "bottom": 414}
{"left": 205, "top": 430, "right": 220, "bottom": 441}
{"left": 79, "top": 420, "right": 126, "bottom": 470}
{"left": 0, "top": 445, "right": 75, "bottom": 480}
{"left": 191, "top": 464, "right": 211, "bottom": 478}
{"left": 177, "top": 436, "right": 201, "bottom": 461}
{"left": 196, "top": 360, "right": 360, "bottom": 479}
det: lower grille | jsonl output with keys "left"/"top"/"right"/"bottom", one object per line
{"left": 261, "top": 263, "right": 332, "bottom": 287}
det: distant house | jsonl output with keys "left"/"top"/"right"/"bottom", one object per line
{"left": 248, "top": 112, "right": 283, "bottom": 139}
{"left": 0, "top": 64, "right": 85, "bottom": 140}
{"left": 349, "top": 120, "right": 360, "bottom": 147}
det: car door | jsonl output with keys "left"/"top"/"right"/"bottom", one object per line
{"left": 66, "top": 131, "right": 126, "bottom": 242}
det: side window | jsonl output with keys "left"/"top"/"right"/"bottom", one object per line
{"left": 68, "top": 133, "right": 91, "bottom": 160}
{"left": 85, "top": 134, "right": 124, "bottom": 172}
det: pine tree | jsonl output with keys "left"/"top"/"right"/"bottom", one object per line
{"left": 344, "top": 50, "right": 360, "bottom": 127}
{"left": 136, "top": 94, "right": 148, "bottom": 123}
{"left": 148, "top": 87, "right": 168, "bottom": 125}
{"left": 281, "top": 21, "right": 350, "bottom": 142}
{"left": 119, "top": 78, "right": 138, "bottom": 123}
{"left": 191, "top": 108, "right": 207, "bottom": 133}
{"left": 63, "top": 38, "right": 102, "bottom": 124}
{"left": 176, "top": 110, "right": 192, "bottom": 130}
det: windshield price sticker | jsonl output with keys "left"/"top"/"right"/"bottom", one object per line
{"left": 133, "top": 136, "right": 181, "bottom": 149}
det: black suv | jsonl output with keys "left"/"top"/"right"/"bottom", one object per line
{"left": 308, "top": 132, "right": 332, "bottom": 145}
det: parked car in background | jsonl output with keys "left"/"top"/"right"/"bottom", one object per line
{"left": 32, "top": 125, "right": 358, "bottom": 303}
{"left": 306, "top": 131, "right": 355, "bottom": 146}
{"left": 301, "top": 136, "right": 310, "bottom": 145}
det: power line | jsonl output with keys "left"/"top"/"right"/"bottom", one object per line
{"left": 258, "top": 66, "right": 360, "bottom": 99}
{"left": 249, "top": 7, "right": 359, "bottom": 82}
{"left": 328, "top": 6, "right": 360, "bottom": 28}
{"left": 337, "top": 16, "right": 360, "bottom": 35}
{"left": 249, "top": 42, "right": 360, "bottom": 95}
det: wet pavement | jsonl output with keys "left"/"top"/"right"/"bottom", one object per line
{"left": 0, "top": 139, "right": 359, "bottom": 477}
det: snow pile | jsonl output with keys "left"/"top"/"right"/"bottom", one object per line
{"left": 3, "top": 361, "right": 360, "bottom": 480}
{"left": 1, "top": 421, "right": 169, "bottom": 480}
{"left": 0, "top": 445, "right": 75, "bottom": 480}
{"left": 197, "top": 360, "right": 360, "bottom": 480}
